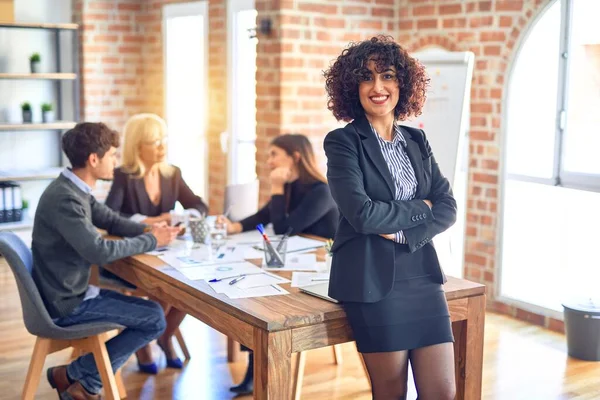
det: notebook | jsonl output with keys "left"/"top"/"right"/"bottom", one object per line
{"left": 299, "top": 282, "right": 338, "bottom": 303}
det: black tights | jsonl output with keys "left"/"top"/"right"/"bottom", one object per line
{"left": 361, "top": 342, "right": 456, "bottom": 400}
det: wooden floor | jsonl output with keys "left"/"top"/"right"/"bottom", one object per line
{"left": 1, "top": 259, "right": 599, "bottom": 400}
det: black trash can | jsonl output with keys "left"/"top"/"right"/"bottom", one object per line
{"left": 562, "top": 298, "right": 600, "bottom": 361}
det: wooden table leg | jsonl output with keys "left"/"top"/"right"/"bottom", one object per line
{"left": 454, "top": 294, "right": 485, "bottom": 400}
{"left": 227, "top": 337, "right": 242, "bottom": 363}
{"left": 253, "top": 328, "right": 292, "bottom": 400}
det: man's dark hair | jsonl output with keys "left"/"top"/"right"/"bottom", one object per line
{"left": 61, "top": 122, "right": 120, "bottom": 168}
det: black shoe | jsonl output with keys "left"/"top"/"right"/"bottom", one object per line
{"left": 230, "top": 353, "right": 254, "bottom": 395}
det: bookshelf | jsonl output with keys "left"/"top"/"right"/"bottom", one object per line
{"left": 0, "top": 22, "right": 80, "bottom": 231}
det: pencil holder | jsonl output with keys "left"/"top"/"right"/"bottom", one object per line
{"left": 189, "top": 217, "right": 210, "bottom": 244}
{"left": 263, "top": 239, "right": 287, "bottom": 267}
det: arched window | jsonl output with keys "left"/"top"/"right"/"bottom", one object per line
{"left": 501, "top": 0, "right": 600, "bottom": 314}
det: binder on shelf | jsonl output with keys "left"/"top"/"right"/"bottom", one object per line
{"left": 0, "top": 183, "right": 5, "bottom": 223}
{"left": 3, "top": 182, "right": 13, "bottom": 222}
{"left": 11, "top": 182, "right": 22, "bottom": 222}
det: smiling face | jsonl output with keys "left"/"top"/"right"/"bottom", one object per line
{"left": 358, "top": 59, "right": 400, "bottom": 120}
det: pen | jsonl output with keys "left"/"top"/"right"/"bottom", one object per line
{"left": 229, "top": 275, "right": 246, "bottom": 285}
{"left": 271, "top": 284, "right": 282, "bottom": 292}
{"left": 276, "top": 227, "right": 293, "bottom": 253}
{"left": 256, "top": 224, "right": 285, "bottom": 265}
{"left": 311, "top": 278, "right": 329, "bottom": 281}
{"left": 208, "top": 272, "right": 264, "bottom": 283}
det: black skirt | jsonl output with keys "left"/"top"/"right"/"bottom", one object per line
{"left": 343, "top": 243, "right": 454, "bottom": 353}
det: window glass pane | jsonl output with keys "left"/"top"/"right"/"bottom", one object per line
{"left": 237, "top": 142, "right": 256, "bottom": 184}
{"left": 505, "top": 1, "right": 560, "bottom": 178}
{"left": 562, "top": 0, "right": 600, "bottom": 175}
{"left": 501, "top": 180, "right": 600, "bottom": 311}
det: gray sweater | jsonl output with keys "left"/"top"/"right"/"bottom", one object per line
{"left": 32, "top": 174, "right": 157, "bottom": 318}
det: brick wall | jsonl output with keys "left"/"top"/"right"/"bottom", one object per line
{"left": 72, "top": 0, "right": 146, "bottom": 131}
{"left": 397, "top": 0, "right": 565, "bottom": 333}
{"left": 254, "top": 0, "right": 398, "bottom": 202}
{"left": 74, "top": 0, "right": 227, "bottom": 211}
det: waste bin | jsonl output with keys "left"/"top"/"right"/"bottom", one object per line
{"left": 562, "top": 298, "right": 600, "bottom": 361}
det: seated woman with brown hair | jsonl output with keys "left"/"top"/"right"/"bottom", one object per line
{"left": 218, "top": 133, "right": 339, "bottom": 394}
{"left": 105, "top": 113, "right": 208, "bottom": 373}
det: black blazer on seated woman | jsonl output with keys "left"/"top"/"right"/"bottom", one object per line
{"left": 323, "top": 116, "right": 457, "bottom": 304}
{"left": 105, "top": 166, "right": 208, "bottom": 217}
{"left": 238, "top": 179, "right": 339, "bottom": 239}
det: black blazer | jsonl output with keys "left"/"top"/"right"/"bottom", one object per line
{"left": 105, "top": 166, "right": 208, "bottom": 217}
{"left": 239, "top": 179, "right": 339, "bottom": 238}
{"left": 323, "top": 116, "right": 457, "bottom": 303}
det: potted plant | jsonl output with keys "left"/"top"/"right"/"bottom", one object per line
{"left": 323, "top": 239, "right": 334, "bottom": 273}
{"left": 29, "top": 52, "right": 41, "bottom": 73}
{"left": 41, "top": 103, "right": 54, "bottom": 123}
{"left": 21, "top": 102, "right": 32, "bottom": 123}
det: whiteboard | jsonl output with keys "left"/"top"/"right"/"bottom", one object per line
{"left": 403, "top": 50, "right": 474, "bottom": 278}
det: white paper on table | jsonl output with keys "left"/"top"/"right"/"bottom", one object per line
{"left": 146, "top": 239, "right": 198, "bottom": 256}
{"left": 291, "top": 272, "right": 330, "bottom": 287}
{"left": 225, "top": 226, "right": 276, "bottom": 245}
{"left": 284, "top": 236, "right": 325, "bottom": 253}
{"left": 179, "top": 262, "right": 263, "bottom": 282}
{"left": 220, "top": 284, "right": 289, "bottom": 299}
{"left": 235, "top": 272, "right": 290, "bottom": 289}
{"left": 263, "top": 253, "right": 319, "bottom": 271}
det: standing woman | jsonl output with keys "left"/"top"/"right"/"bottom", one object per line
{"left": 323, "top": 36, "right": 457, "bottom": 400}
{"left": 105, "top": 113, "right": 208, "bottom": 373}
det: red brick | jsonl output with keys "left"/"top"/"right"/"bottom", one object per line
{"left": 481, "top": 31, "right": 507, "bottom": 42}
{"left": 473, "top": 173, "right": 497, "bottom": 184}
{"left": 439, "top": 4, "right": 462, "bottom": 14}
{"left": 484, "top": 45, "right": 502, "bottom": 56}
{"left": 298, "top": 3, "right": 337, "bottom": 14}
{"left": 496, "top": 0, "right": 524, "bottom": 12}
{"left": 118, "top": 3, "right": 141, "bottom": 11}
{"left": 499, "top": 16, "right": 513, "bottom": 27}
{"left": 342, "top": 6, "right": 368, "bottom": 15}
{"left": 478, "top": 1, "right": 492, "bottom": 11}
{"left": 443, "top": 18, "right": 466, "bottom": 28}
{"left": 482, "top": 159, "right": 499, "bottom": 170}
{"left": 372, "top": 7, "right": 394, "bottom": 18}
{"left": 547, "top": 318, "right": 565, "bottom": 333}
{"left": 466, "top": 254, "right": 486, "bottom": 266}
{"left": 470, "top": 16, "right": 493, "bottom": 28}
{"left": 399, "top": 20, "right": 414, "bottom": 30}
{"left": 417, "top": 19, "right": 438, "bottom": 29}
{"left": 358, "top": 20, "right": 383, "bottom": 30}
{"left": 470, "top": 130, "right": 494, "bottom": 141}
{"left": 413, "top": 5, "right": 435, "bottom": 16}
{"left": 314, "top": 17, "right": 345, "bottom": 29}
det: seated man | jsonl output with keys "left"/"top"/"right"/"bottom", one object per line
{"left": 32, "top": 122, "right": 179, "bottom": 399}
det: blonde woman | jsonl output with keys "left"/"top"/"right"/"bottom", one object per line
{"left": 105, "top": 113, "right": 207, "bottom": 373}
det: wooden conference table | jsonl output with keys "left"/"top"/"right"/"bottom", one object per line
{"left": 104, "top": 240, "right": 486, "bottom": 400}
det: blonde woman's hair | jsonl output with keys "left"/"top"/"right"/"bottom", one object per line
{"left": 121, "top": 113, "right": 174, "bottom": 178}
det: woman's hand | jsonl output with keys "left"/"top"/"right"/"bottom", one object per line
{"left": 216, "top": 215, "right": 243, "bottom": 235}
{"left": 379, "top": 233, "right": 396, "bottom": 241}
{"left": 270, "top": 167, "right": 291, "bottom": 194}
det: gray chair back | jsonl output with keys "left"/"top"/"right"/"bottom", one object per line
{"left": 0, "top": 232, "right": 122, "bottom": 340}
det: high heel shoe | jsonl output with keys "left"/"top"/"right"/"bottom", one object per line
{"left": 230, "top": 352, "right": 254, "bottom": 395}
{"left": 157, "top": 339, "right": 184, "bottom": 369}
{"left": 137, "top": 361, "right": 159, "bottom": 375}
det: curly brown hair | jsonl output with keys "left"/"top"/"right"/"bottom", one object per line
{"left": 62, "top": 122, "right": 120, "bottom": 168}
{"left": 323, "top": 35, "right": 429, "bottom": 122}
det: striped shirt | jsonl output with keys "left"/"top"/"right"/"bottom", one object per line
{"left": 370, "top": 123, "right": 418, "bottom": 243}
